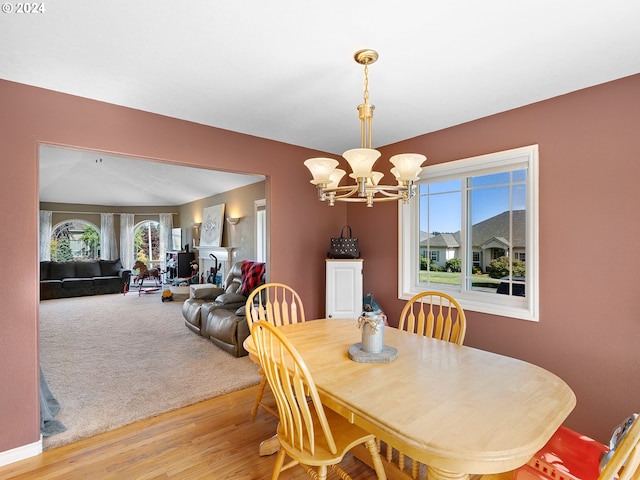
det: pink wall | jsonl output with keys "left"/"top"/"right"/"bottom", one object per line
{"left": 1, "top": 73, "right": 638, "bottom": 455}
{"left": 350, "top": 73, "right": 640, "bottom": 442}
{"left": 0, "top": 79, "right": 347, "bottom": 453}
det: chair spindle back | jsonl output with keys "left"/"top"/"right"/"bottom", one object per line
{"left": 398, "top": 291, "right": 466, "bottom": 345}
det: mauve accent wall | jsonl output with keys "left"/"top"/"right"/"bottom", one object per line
{"left": 1, "top": 73, "right": 639, "bottom": 457}
{"left": 349, "top": 73, "right": 640, "bottom": 443}
{"left": 0, "top": 79, "right": 347, "bottom": 454}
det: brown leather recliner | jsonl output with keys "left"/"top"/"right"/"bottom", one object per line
{"left": 181, "top": 261, "right": 262, "bottom": 357}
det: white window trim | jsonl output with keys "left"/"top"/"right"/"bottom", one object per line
{"left": 398, "top": 145, "right": 539, "bottom": 322}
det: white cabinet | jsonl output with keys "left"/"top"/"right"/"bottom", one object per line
{"left": 326, "top": 259, "right": 363, "bottom": 319}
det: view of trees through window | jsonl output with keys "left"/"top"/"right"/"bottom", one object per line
{"left": 51, "top": 220, "right": 100, "bottom": 261}
{"left": 50, "top": 219, "right": 162, "bottom": 270}
{"left": 134, "top": 221, "right": 161, "bottom": 269}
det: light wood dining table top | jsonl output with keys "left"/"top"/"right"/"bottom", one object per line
{"left": 248, "top": 318, "right": 576, "bottom": 479}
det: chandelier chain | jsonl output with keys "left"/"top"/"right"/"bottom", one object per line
{"left": 363, "top": 63, "right": 370, "bottom": 106}
{"left": 359, "top": 62, "right": 374, "bottom": 149}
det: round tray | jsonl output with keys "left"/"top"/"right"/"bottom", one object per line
{"left": 348, "top": 343, "right": 398, "bottom": 363}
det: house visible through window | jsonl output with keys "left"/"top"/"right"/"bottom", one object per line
{"left": 51, "top": 220, "right": 100, "bottom": 261}
{"left": 399, "top": 145, "right": 539, "bottom": 321}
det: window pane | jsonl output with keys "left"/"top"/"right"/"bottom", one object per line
{"left": 513, "top": 168, "right": 527, "bottom": 182}
{"left": 468, "top": 170, "right": 526, "bottom": 297}
{"left": 134, "top": 221, "right": 161, "bottom": 270}
{"left": 427, "top": 179, "right": 462, "bottom": 194}
{"left": 51, "top": 220, "right": 100, "bottom": 261}
{"left": 419, "top": 181, "right": 462, "bottom": 287}
{"left": 469, "top": 171, "right": 510, "bottom": 187}
{"left": 469, "top": 184, "right": 511, "bottom": 225}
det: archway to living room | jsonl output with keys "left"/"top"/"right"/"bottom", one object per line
{"left": 37, "top": 143, "right": 268, "bottom": 450}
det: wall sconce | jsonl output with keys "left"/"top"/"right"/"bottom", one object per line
{"left": 226, "top": 217, "right": 241, "bottom": 226}
{"left": 193, "top": 222, "right": 201, "bottom": 242}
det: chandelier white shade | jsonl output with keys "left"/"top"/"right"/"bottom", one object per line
{"left": 304, "top": 158, "right": 339, "bottom": 185}
{"left": 304, "top": 49, "right": 426, "bottom": 207}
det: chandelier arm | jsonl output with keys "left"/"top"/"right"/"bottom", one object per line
{"left": 323, "top": 183, "right": 416, "bottom": 198}
{"left": 322, "top": 185, "right": 361, "bottom": 199}
{"left": 368, "top": 184, "right": 418, "bottom": 203}
{"left": 332, "top": 195, "right": 402, "bottom": 203}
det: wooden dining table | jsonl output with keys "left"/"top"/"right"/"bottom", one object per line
{"left": 246, "top": 318, "right": 576, "bottom": 480}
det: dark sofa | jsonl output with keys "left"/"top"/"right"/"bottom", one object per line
{"left": 40, "top": 259, "right": 132, "bottom": 300}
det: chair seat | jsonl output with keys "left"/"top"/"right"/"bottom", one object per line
{"left": 277, "top": 407, "right": 375, "bottom": 466}
{"left": 513, "top": 426, "right": 608, "bottom": 480}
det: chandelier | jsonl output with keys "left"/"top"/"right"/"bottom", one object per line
{"left": 304, "top": 49, "right": 426, "bottom": 207}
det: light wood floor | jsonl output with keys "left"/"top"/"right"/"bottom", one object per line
{"left": 0, "top": 385, "right": 379, "bottom": 480}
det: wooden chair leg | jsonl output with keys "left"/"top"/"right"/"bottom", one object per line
{"left": 251, "top": 372, "right": 280, "bottom": 421}
{"left": 316, "top": 465, "right": 328, "bottom": 480}
{"left": 251, "top": 374, "right": 268, "bottom": 421}
{"left": 364, "top": 437, "right": 388, "bottom": 480}
{"left": 271, "top": 448, "right": 287, "bottom": 480}
{"left": 331, "top": 463, "right": 355, "bottom": 479}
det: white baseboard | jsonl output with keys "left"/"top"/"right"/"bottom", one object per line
{"left": 0, "top": 436, "right": 42, "bottom": 467}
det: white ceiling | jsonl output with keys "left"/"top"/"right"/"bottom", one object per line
{"left": 38, "top": 144, "right": 265, "bottom": 206}
{"left": 2, "top": 1, "right": 640, "bottom": 206}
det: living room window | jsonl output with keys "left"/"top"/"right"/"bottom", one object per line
{"left": 50, "top": 220, "right": 100, "bottom": 261}
{"left": 134, "top": 221, "right": 162, "bottom": 270}
{"left": 399, "top": 145, "right": 539, "bottom": 321}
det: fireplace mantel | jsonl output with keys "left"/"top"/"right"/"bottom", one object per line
{"left": 195, "top": 246, "right": 234, "bottom": 262}
{"left": 194, "top": 246, "right": 235, "bottom": 285}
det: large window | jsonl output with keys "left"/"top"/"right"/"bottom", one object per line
{"left": 134, "top": 221, "right": 162, "bottom": 270}
{"left": 399, "top": 145, "right": 539, "bottom": 321}
{"left": 51, "top": 220, "right": 100, "bottom": 261}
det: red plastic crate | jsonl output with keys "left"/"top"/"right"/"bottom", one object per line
{"left": 514, "top": 426, "right": 608, "bottom": 480}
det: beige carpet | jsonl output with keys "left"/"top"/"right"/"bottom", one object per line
{"left": 39, "top": 290, "right": 261, "bottom": 450}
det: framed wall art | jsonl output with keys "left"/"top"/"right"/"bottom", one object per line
{"left": 200, "top": 203, "right": 225, "bottom": 247}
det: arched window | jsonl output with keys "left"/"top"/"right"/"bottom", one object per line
{"left": 51, "top": 220, "right": 100, "bottom": 261}
{"left": 134, "top": 221, "right": 161, "bottom": 270}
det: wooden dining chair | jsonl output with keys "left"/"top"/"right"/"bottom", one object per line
{"left": 398, "top": 291, "right": 466, "bottom": 345}
{"left": 600, "top": 413, "right": 640, "bottom": 480}
{"left": 512, "top": 413, "right": 640, "bottom": 480}
{"left": 245, "top": 283, "right": 306, "bottom": 421}
{"left": 251, "top": 320, "right": 387, "bottom": 480}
